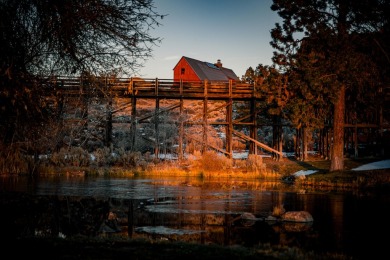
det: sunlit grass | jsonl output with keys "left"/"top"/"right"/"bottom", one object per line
{"left": 3, "top": 143, "right": 389, "bottom": 191}
{"left": 272, "top": 204, "right": 286, "bottom": 217}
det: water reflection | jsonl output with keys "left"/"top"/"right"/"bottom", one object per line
{"left": 1, "top": 174, "right": 390, "bottom": 259}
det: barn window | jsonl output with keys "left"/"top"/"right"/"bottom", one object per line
{"left": 181, "top": 68, "right": 185, "bottom": 75}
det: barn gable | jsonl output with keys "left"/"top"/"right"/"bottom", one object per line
{"left": 173, "top": 56, "right": 239, "bottom": 82}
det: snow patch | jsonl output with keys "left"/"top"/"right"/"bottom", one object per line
{"left": 351, "top": 159, "right": 390, "bottom": 171}
{"left": 291, "top": 159, "right": 390, "bottom": 175}
{"left": 293, "top": 170, "right": 317, "bottom": 177}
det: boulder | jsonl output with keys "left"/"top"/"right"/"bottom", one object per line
{"left": 240, "top": 212, "right": 257, "bottom": 227}
{"left": 281, "top": 211, "right": 313, "bottom": 222}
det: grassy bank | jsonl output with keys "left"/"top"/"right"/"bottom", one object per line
{"left": 264, "top": 156, "right": 390, "bottom": 190}
{"left": 6, "top": 147, "right": 390, "bottom": 190}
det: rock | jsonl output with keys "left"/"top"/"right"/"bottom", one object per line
{"left": 281, "top": 211, "right": 313, "bottom": 222}
{"left": 281, "top": 175, "right": 295, "bottom": 184}
{"left": 241, "top": 212, "right": 256, "bottom": 220}
{"left": 240, "top": 212, "right": 257, "bottom": 227}
{"left": 265, "top": 215, "right": 278, "bottom": 222}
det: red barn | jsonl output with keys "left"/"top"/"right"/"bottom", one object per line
{"left": 173, "top": 56, "right": 239, "bottom": 82}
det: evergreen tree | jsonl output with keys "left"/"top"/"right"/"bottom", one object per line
{"left": 243, "top": 64, "right": 289, "bottom": 158}
{"left": 270, "top": 0, "right": 389, "bottom": 171}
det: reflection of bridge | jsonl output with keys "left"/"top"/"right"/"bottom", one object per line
{"left": 47, "top": 76, "right": 282, "bottom": 159}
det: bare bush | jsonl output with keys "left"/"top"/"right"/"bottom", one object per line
{"left": 196, "top": 151, "right": 232, "bottom": 172}
{"left": 246, "top": 154, "right": 264, "bottom": 172}
{"left": 92, "top": 147, "right": 113, "bottom": 167}
{"left": 116, "top": 148, "right": 142, "bottom": 168}
{"left": 0, "top": 145, "right": 29, "bottom": 174}
{"left": 50, "top": 147, "right": 90, "bottom": 167}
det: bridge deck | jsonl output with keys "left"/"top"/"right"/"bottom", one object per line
{"left": 48, "top": 77, "right": 258, "bottom": 100}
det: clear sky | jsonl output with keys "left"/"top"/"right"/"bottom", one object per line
{"left": 136, "top": 0, "right": 281, "bottom": 80}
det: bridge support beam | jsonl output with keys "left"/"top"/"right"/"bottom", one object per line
{"left": 105, "top": 99, "right": 113, "bottom": 148}
{"left": 249, "top": 98, "right": 257, "bottom": 155}
{"left": 130, "top": 96, "right": 137, "bottom": 151}
{"left": 154, "top": 98, "right": 160, "bottom": 158}
{"left": 226, "top": 98, "right": 233, "bottom": 158}
{"left": 179, "top": 98, "right": 184, "bottom": 160}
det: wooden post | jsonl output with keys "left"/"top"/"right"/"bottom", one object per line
{"left": 249, "top": 98, "right": 257, "bottom": 155}
{"left": 179, "top": 98, "right": 184, "bottom": 160}
{"left": 226, "top": 98, "right": 233, "bottom": 158}
{"left": 180, "top": 79, "right": 183, "bottom": 95}
{"left": 155, "top": 78, "right": 159, "bottom": 96}
{"left": 202, "top": 80, "right": 208, "bottom": 154}
{"left": 229, "top": 79, "right": 232, "bottom": 96}
{"left": 202, "top": 99, "right": 208, "bottom": 154}
{"left": 226, "top": 80, "right": 233, "bottom": 158}
{"left": 272, "top": 116, "right": 282, "bottom": 160}
{"left": 105, "top": 99, "right": 112, "bottom": 148}
{"left": 130, "top": 96, "right": 137, "bottom": 151}
{"left": 81, "top": 76, "right": 89, "bottom": 136}
{"left": 155, "top": 97, "right": 160, "bottom": 158}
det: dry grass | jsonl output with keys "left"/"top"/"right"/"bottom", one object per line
{"left": 42, "top": 153, "right": 390, "bottom": 190}
{"left": 272, "top": 204, "right": 286, "bottom": 217}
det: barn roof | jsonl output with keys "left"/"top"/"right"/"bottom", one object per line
{"left": 175, "top": 56, "right": 239, "bottom": 81}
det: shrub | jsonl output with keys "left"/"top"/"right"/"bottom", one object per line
{"left": 115, "top": 148, "right": 141, "bottom": 168}
{"left": 50, "top": 147, "right": 90, "bottom": 167}
{"left": 92, "top": 147, "right": 113, "bottom": 167}
{"left": 246, "top": 154, "right": 264, "bottom": 172}
{"left": 196, "top": 150, "right": 232, "bottom": 172}
{"left": 0, "top": 145, "right": 28, "bottom": 174}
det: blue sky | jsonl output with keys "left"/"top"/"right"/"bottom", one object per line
{"left": 136, "top": 0, "right": 281, "bottom": 80}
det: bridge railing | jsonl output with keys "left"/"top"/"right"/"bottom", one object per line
{"left": 46, "top": 76, "right": 256, "bottom": 98}
{"left": 129, "top": 78, "right": 255, "bottom": 96}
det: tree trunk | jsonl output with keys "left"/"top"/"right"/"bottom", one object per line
{"left": 302, "top": 127, "right": 307, "bottom": 161}
{"left": 295, "top": 128, "right": 300, "bottom": 159}
{"left": 272, "top": 116, "right": 282, "bottom": 161}
{"left": 330, "top": 85, "right": 345, "bottom": 171}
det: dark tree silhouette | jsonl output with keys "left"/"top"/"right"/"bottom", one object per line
{"left": 0, "top": 0, "right": 164, "bottom": 147}
{"left": 270, "top": 0, "right": 390, "bottom": 171}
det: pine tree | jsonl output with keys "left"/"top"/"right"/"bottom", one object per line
{"left": 270, "top": 0, "right": 389, "bottom": 171}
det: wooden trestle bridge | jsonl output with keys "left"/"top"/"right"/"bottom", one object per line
{"left": 45, "top": 76, "right": 389, "bottom": 159}
{"left": 47, "top": 76, "right": 283, "bottom": 159}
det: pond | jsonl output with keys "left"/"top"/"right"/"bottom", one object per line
{"left": 1, "top": 174, "right": 389, "bottom": 259}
